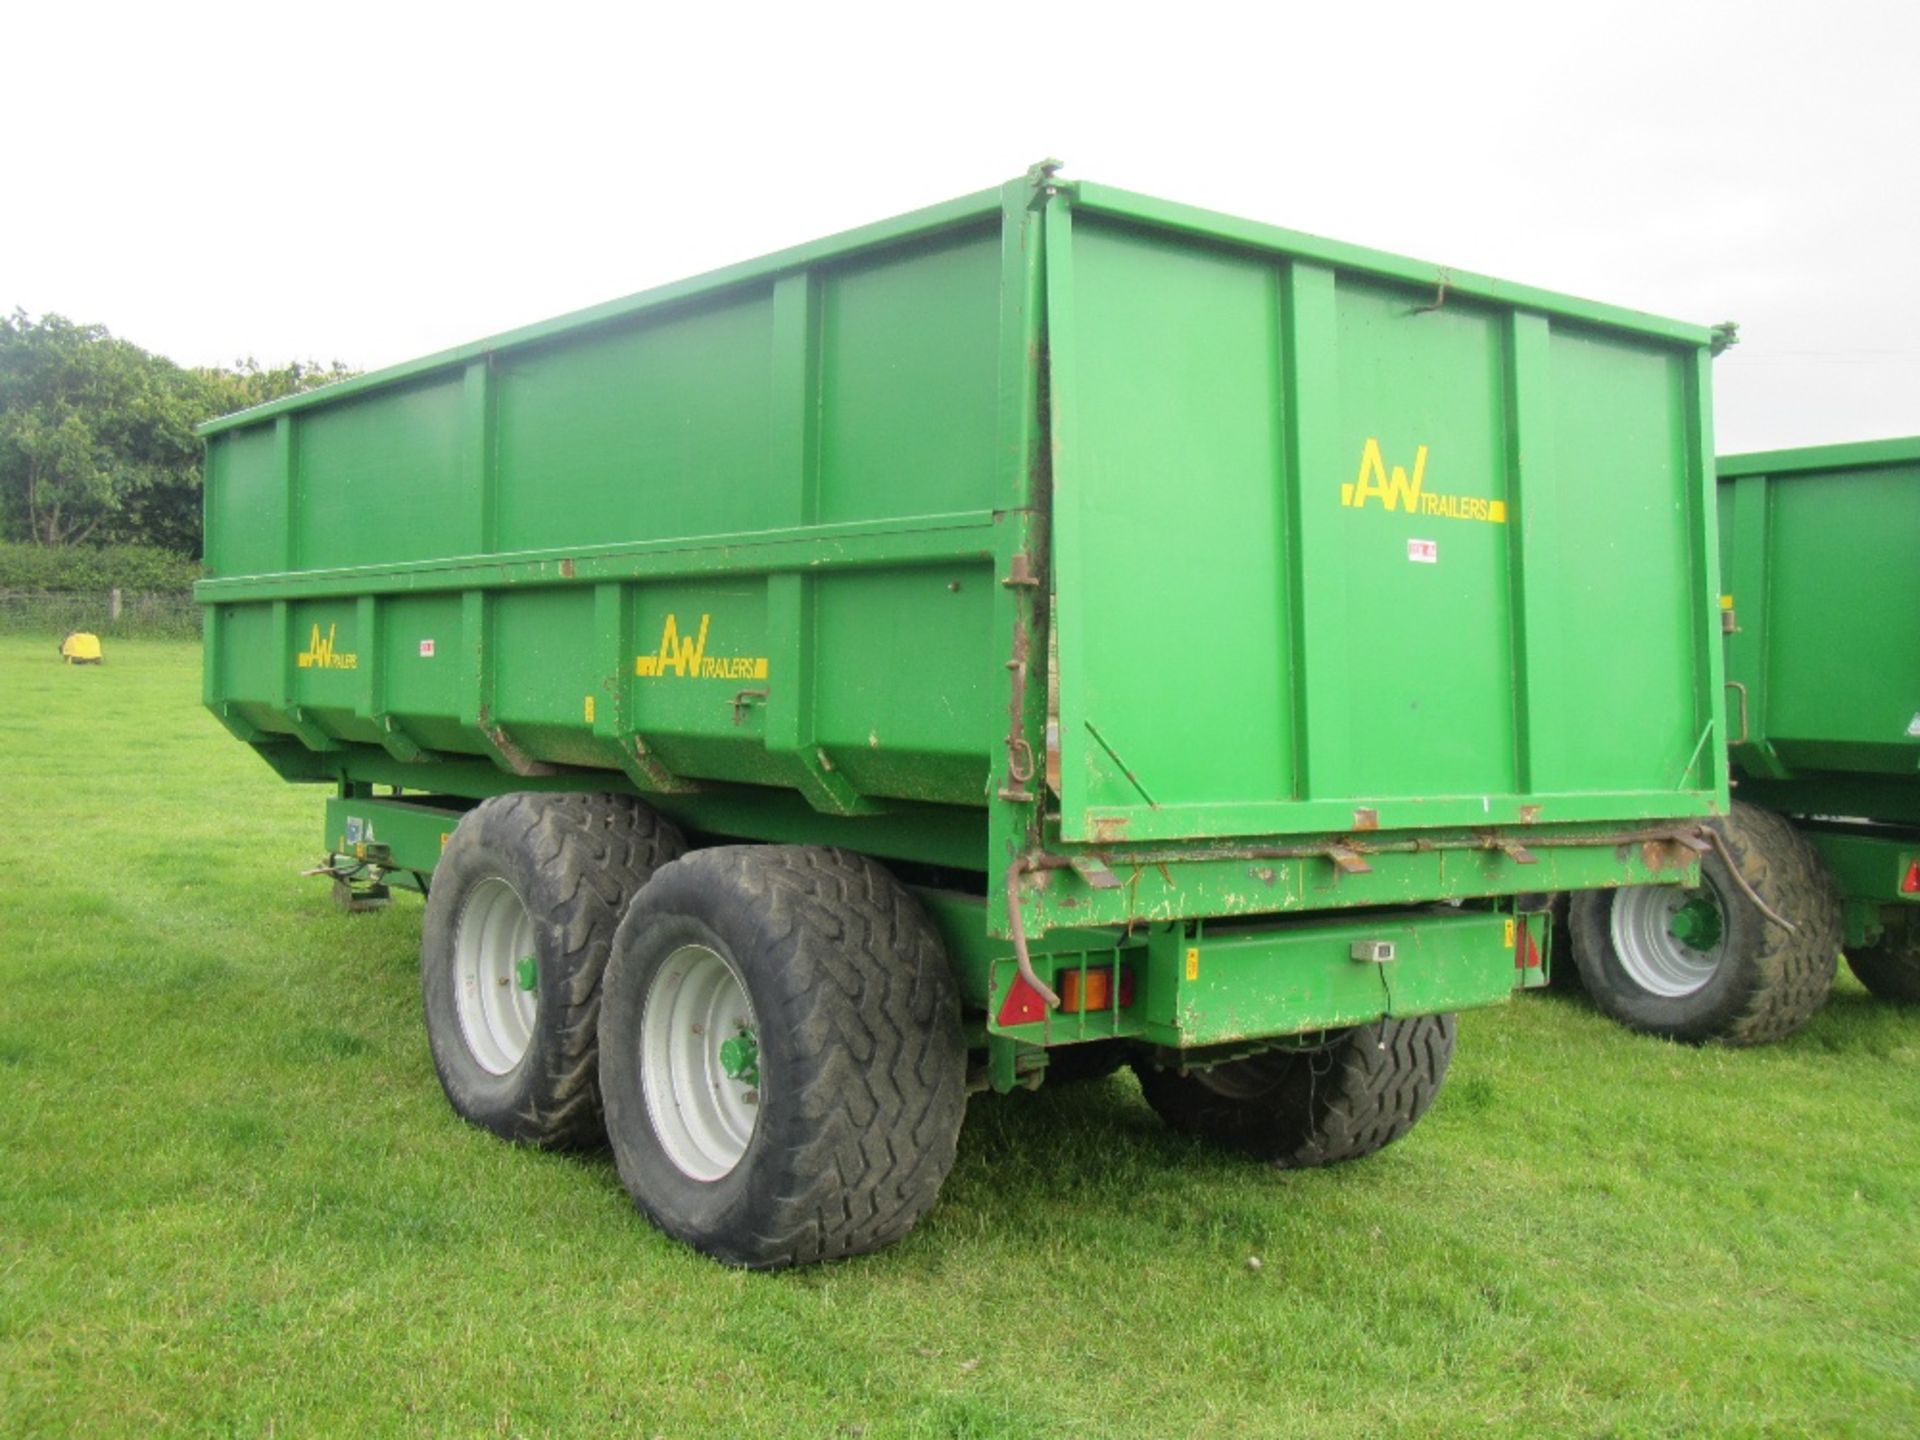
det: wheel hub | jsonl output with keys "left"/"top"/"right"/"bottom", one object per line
{"left": 1667, "top": 896, "right": 1723, "bottom": 951}
{"left": 719, "top": 1029, "right": 760, "bottom": 1087}
{"left": 452, "top": 876, "right": 539, "bottom": 1075}
{"left": 1609, "top": 880, "right": 1731, "bottom": 998}
{"left": 640, "top": 944, "right": 761, "bottom": 1182}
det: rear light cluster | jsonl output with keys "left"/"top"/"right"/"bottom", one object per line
{"left": 1902, "top": 859, "right": 1920, "bottom": 895}
{"left": 999, "top": 963, "right": 1137, "bottom": 1028}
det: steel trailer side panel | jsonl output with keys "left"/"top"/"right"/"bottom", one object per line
{"left": 1717, "top": 438, "right": 1920, "bottom": 787}
{"left": 1047, "top": 195, "right": 1724, "bottom": 846}
{"left": 202, "top": 221, "right": 1013, "bottom": 813}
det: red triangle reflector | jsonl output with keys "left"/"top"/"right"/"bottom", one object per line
{"left": 997, "top": 972, "right": 1050, "bottom": 1027}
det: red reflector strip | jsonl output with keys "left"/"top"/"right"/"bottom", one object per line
{"left": 1902, "top": 860, "right": 1920, "bottom": 895}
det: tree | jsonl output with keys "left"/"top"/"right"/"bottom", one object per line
{"left": 0, "top": 310, "right": 355, "bottom": 555}
{"left": 110, "top": 358, "right": 357, "bottom": 554}
{"left": 0, "top": 311, "right": 189, "bottom": 546}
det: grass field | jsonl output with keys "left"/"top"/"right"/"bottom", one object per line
{"left": 2, "top": 636, "right": 1916, "bottom": 1438}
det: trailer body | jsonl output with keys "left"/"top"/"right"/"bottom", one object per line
{"left": 198, "top": 173, "right": 1722, "bottom": 1073}
{"left": 1718, "top": 437, "right": 1920, "bottom": 945}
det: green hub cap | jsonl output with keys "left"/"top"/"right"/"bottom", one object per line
{"left": 514, "top": 955, "right": 538, "bottom": 992}
{"left": 719, "top": 1028, "right": 760, "bottom": 1088}
{"left": 1667, "top": 895, "right": 1724, "bottom": 951}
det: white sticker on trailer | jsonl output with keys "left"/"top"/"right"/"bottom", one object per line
{"left": 419, "top": 639, "right": 436, "bottom": 658}
{"left": 1408, "top": 539, "right": 1438, "bottom": 564}
{"left": 1907, "top": 712, "right": 1920, "bottom": 737}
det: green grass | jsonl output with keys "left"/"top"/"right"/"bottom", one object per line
{"left": 1, "top": 636, "right": 1915, "bottom": 1439}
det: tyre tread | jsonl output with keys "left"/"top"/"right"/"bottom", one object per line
{"left": 425, "top": 791, "right": 684, "bottom": 1149}
{"left": 603, "top": 845, "right": 965, "bottom": 1268}
{"left": 1846, "top": 923, "right": 1920, "bottom": 1004}
{"left": 1134, "top": 1013, "right": 1454, "bottom": 1169}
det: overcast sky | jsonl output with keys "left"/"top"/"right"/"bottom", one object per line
{"left": 4, "top": 0, "right": 1913, "bottom": 453}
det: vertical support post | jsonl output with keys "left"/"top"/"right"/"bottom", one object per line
{"left": 1724, "top": 470, "right": 1787, "bottom": 778}
{"left": 1501, "top": 311, "right": 1556, "bottom": 795}
{"left": 275, "top": 413, "right": 298, "bottom": 570}
{"left": 355, "top": 593, "right": 380, "bottom": 722}
{"left": 461, "top": 589, "right": 493, "bottom": 732}
{"left": 1682, "top": 346, "right": 1731, "bottom": 799}
{"left": 765, "top": 273, "right": 817, "bottom": 766}
{"left": 463, "top": 357, "right": 498, "bottom": 555}
{"left": 768, "top": 273, "right": 820, "bottom": 528}
{"left": 272, "top": 597, "right": 296, "bottom": 717}
{"left": 987, "top": 175, "right": 1051, "bottom": 937}
{"left": 1278, "top": 262, "right": 1349, "bottom": 803}
{"left": 593, "top": 581, "right": 631, "bottom": 748}
{"left": 763, "top": 272, "right": 873, "bottom": 815}
{"left": 592, "top": 579, "right": 689, "bottom": 792}
{"left": 201, "top": 597, "right": 222, "bottom": 710}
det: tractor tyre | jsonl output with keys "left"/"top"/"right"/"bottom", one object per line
{"left": 1133, "top": 1013, "right": 1455, "bottom": 1168}
{"left": 420, "top": 792, "right": 685, "bottom": 1147}
{"left": 599, "top": 846, "right": 966, "bottom": 1268}
{"left": 1566, "top": 802, "right": 1839, "bottom": 1045}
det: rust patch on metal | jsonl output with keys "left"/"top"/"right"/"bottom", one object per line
{"left": 1640, "top": 838, "right": 1699, "bottom": 876}
{"left": 1069, "top": 855, "right": 1121, "bottom": 890}
{"left": 1495, "top": 838, "right": 1539, "bottom": 865}
{"left": 478, "top": 715, "right": 558, "bottom": 778}
{"left": 624, "top": 736, "right": 698, "bottom": 794}
{"left": 1353, "top": 807, "right": 1380, "bottom": 831}
{"left": 1091, "top": 815, "right": 1130, "bottom": 844}
{"left": 1518, "top": 804, "right": 1542, "bottom": 824}
{"left": 559, "top": 558, "right": 576, "bottom": 579}
{"left": 1326, "top": 844, "right": 1373, "bottom": 876}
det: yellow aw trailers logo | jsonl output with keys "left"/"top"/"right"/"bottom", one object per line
{"left": 634, "top": 614, "right": 769, "bottom": 681}
{"left": 296, "top": 623, "right": 358, "bottom": 670}
{"left": 1340, "top": 438, "right": 1507, "bottom": 524}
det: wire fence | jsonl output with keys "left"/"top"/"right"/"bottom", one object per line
{"left": 0, "top": 590, "right": 202, "bottom": 641}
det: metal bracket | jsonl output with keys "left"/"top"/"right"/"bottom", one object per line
{"left": 1069, "top": 855, "right": 1122, "bottom": 890}
{"left": 1325, "top": 843, "right": 1373, "bottom": 876}
{"left": 1002, "top": 552, "right": 1042, "bottom": 588}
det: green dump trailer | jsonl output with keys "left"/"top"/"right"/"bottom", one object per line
{"left": 198, "top": 167, "right": 1726, "bottom": 1266}
{"left": 1569, "top": 436, "right": 1920, "bottom": 1041}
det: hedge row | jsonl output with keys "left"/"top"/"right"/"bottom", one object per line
{"left": 0, "top": 542, "right": 203, "bottom": 594}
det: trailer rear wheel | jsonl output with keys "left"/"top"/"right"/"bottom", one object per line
{"left": 421, "top": 792, "right": 685, "bottom": 1148}
{"left": 1132, "top": 1014, "right": 1455, "bottom": 1168}
{"left": 1846, "top": 920, "right": 1920, "bottom": 1004}
{"left": 1567, "top": 802, "right": 1839, "bottom": 1044}
{"left": 599, "top": 846, "right": 966, "bottom": 1268}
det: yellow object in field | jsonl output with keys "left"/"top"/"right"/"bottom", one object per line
{"left": 60, "top": 631, "right": 103, "bottom": 664}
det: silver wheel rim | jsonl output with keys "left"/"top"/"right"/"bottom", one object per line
{"left": 1609, "top": 880, "right": 1730, "bottom": 998}
{"left": 453, "top": 877, "right": 538, "bottom": 1075}
{"left": 641, "top": 943, "right": 760, "bottom": 1182}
